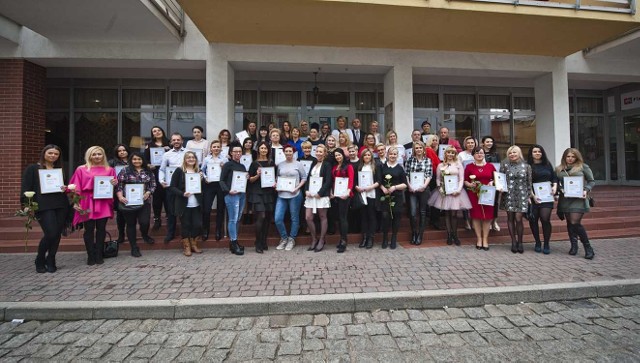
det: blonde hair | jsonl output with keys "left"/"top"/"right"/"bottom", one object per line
{"left": 385, "top": 130, "right": 397, "bottom": 145}
{"left": 325, "top": 135, "right": 337, "bottom": 148}
{"left": 181, "top": 151, "right": 201, "bottom": 173}
{"left": 84, "top": 146, "right": 109, "bottom": 169}
{"left": 463, "top": 136, "right": 477, "bottom": 150}
{"left": 425, "top": 134, "right": 439, "bottom": 149}
{"left": 556, "top": 147, "right": 584, "bottom": 174}
{"left": 443, "top": 146, "right": 460, "bottom": 164}
{"left": 338, "top": 132, "right": 352, "bottom": 147}
{"left": 301, "top": 140, "right": 312, "bottom": 149}
{"left": 506, "top": 145, "right": 524, "bottom": 162}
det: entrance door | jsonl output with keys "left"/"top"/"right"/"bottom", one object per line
{"left": 305, "top": 112, "right": 348, "bottom": 132}
{"left": 623, "top": 114, "right": 640, "bottom": 183}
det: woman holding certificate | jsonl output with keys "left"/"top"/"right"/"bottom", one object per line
{"left": 482, "top": 136, "right": 502, "bottom": 232}
{"left": 169, "top": 151, "right": 204, "bottom": 256}
{"left": 330, "top": 148, "right": 354, "bottom": 253}
{"left": 304, "top": 144, "right": 333, "bottom": 252}
{"left": 144, "top": 126, "right": 170, "bottom": 231}
{"left": 385, "top": 130, "right": 405, "bottom": 165}
{"left": 274, "top": 145, "right": 308, "bottom": 251}
{"left": 248, "top": 141, "right": 276, "bottom": 253}
{"left": 379, "top": 147, "right": 408, "bottom": 249}
{"left": 556, "top": 148, "right": 596, "bottom": 259}
{"left": 220, "top": 143, "right": 249, "bottom": 256}
{"left": 464, "top": 147, "right": 496, "bottom": 250}
{"left": 499, "top": 145, "right": 532, "bottom": 254}
{"left": 354, "top": 149, "right": 380, "bottom": 249}
{"left": 427, "top": 147, "right": 472, "bottom": 246}
{"left": 109, "top": 144, "right": 129, "bottom": 244}
{"left": 527, "top": 145, "right": 558, "bottom": 255}
{"left": 69, "top": 146, "right": 117, "bottom": 266}
{"left": 202, "top": 140, "right": 227, "bottom": 241}
{"left": 404, "top": 141, "right": 433, "bottom": 245}
{"left": 115, "top": 152, "right": 156, "bottom": 257}
{"left": 21, "top": 145, "right": 69, "bottom": 273}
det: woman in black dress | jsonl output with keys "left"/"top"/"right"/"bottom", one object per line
{"left": 109, "top": 143, "right": 129, "bottom": 243}
{"left": 21, "top": 145, "right": 69, "bottom": 273}
{"left": 144, "top": 126, "right": 170, "bottom": 231}
{"left": 247, "top": 141, "right": 276, "bottom": 253}
{"left": 482, "top": 135, "right": 501, "bottom": 231}
{"left": 527, "top": 145, "right": 557, "bottom": 254}
{"left": 379, "top": 147, "right": 407, "bottom": 249}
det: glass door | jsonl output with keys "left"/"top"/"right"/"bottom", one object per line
{"left": 623, "top": 114, "right": 640, "bottom": 182}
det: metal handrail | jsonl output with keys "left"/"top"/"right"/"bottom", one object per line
{"left": 451, "top": 0, "right": 635, "bottom": 14}
{"left": 149, "top": 0, "right": 186, "bottom": 38}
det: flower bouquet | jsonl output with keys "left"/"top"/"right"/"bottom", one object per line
{"left": 15, "top": 191, "right": 39, "bottom": 252}
{"left": 65, "top": 184, "right": 90, "bottom": 215}
{"left": 380, "top": 174, "right": 396, "bottom": 218}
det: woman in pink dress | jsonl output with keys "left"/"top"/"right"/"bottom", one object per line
{"left": 464, "top": 147, "right": 496, "bottom": 251}
{"left": 428, "top": 146, "right": 472, "bottom": 246}
{"left": 69, "top": 146, "right": 117, "bottom": 265}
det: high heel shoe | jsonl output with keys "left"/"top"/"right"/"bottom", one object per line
{"left": 517, "top": 241, "right": 524, "bottom": 254}
{"left": 337, "top": 240, "right": 347, "bottom": 253}
{"left": 476, "top": 243, "right": 482, "bottom": 250}
{"left": 308, "top": 240, "right": 319, "bottom": 251}
{"left": 314, "top": 240, "right": 325, "bottom": 252}
{"left": 511, "top": 241, "right": 517, "bottom": 253}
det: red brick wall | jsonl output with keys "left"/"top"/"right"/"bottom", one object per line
{"left": 0, "top": 60, "right": 46, "bottom": 216}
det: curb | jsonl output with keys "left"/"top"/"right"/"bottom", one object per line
{"left": 2, "top": 279, "right": 639, "bottom": 321}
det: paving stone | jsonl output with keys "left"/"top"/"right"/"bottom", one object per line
{"left": 485, "top": 317, "right": 515, "bottom": 330}
{"left": 521, "top": 326, "right": 555, "bottom": 341}
{"left": 218, "top": 318, "right": 239, "bottom": 330}
{"left": 325, "top": 339, "right": 349, "bottom": 354}
{"left": 327, "top": 325, "right": 346, "bottom": 340}
{"left": 527, "top": 314, "right": 556, "bottom": 327}
{"left": 77, "top": 343, "right": 111, "bottom": 359}
{"left": 390, "top": 310, "right": 409, "bottom": 321}
{"left": 101, "top": 332, "right": 127, "bottom": 345}
{"left": 164, "top": 333, "right": 191, "bottom": 348}
{"left": 128, "top": 344, "right": 161, "bottom": 359}
{"left": 289, "top": 314, "right": 313, "bottom": 327}
{"left": 396, "top": 337, "right": 420, "bottom": 351}
{"left": 313, "top": 314, "right": 330, "bottom": 326}
{"left": 6, "top": 342, "right": 41, "bottom": 357}
{"left": 480, "top": 331, "right": 511, "bottom": 346}
{"left": 260, "top": 329, "right": 280, "bottom": 343}
{"left": 236, "top": 317, "right": 255, "bottom": 330}
{"left": 484, "top": 305, "right": 506, "bottom": 317}
{"left": 559, "top": 322, "right": 592, "bottom": 337}
{"left": 52, "top": 346, "right": 85, "bottom": 361}
{"left": 506, "top": 315, "right": 534, "bottom": 327}
{"left": 282, "top": 327, "right": 303, "bottom": 342}
{"left": 303, "top": 338, "right": 325, "bottom": 351}
{"left": 448, "top": 319, "right": 474, "bottom": 332}
{"left": 29, "top": 331, "right": 63, "bottom": 344}
{"left": 152, "top": 348, "right": 181, "bottom": 361}
{"left": 370, "top": 335, "right": 398, "bottom": 350}
{"left": 73, "top": 333, "right": 102, "bottom": 347}
{"left": 102, "top": 345, "right": 134, "bottom": 361}
{"left": 174, "top": 346, "right": 205, "bottom": 362}
{"left": 279, "top": 340, "right": 302, "bottom": 355}
{"left": 429, "top": 320, "right": 454, "bottom": 334}
{"left": 463, "top": 307, "right": 490, "bottom": 319}
{"left": 142, "top": 332, "right": 168, "bottom": 345}
{"left": 118, "top": 331, "right": 148, "bottom": 346}
{"left": 192, "top": 318, "right": 221, "bottom": 331}
{"left": 445, "top": 307, "right": 466, "bottom": 319}
{"left": 460, "top": 331, "right": 489, "bottom": 346}
{"left": 441, "top": 333, "right": 466, "bottom": 347}
{"left": 253, "top": 343, "right": 277, "bottom": 359}
{"left": 95, "top": 320, "right": 124, "bottom": 334}
{"left": 330, "top": 313, "right": 352, "bottom": 326}
{"left": 187, "top": 331, "right": 213, "bottom": 346}
{"left": 365, "top": 322, "right": 388, "bottom": 336}
{"left": 425, "top": 309, "right": 450, "bottom": 320}
{"left": 544, "top": 301, "right": 570, "bottom": 312}
{"left": 211, "top": 331, "right": 237, "bottom": 349}
{"left": 371, "top": 310, "right": 391, "bottom": 322}
{"left": 415, "top": 332, "right": 442, "bottom": 347}
{"left": 306, "top": 326, "right": 326, "bottom": 339}
{"left": 466, "top": 318, "right": 496, "bottom": 333}
{"left": 1, "top": 333, "right": 37, "bottom": 348}
{"left": 500, "top": 328, "right": 527, "bottom": 341}
{"left": 348, "top": 336, "right": 373, "bottom": 351}
{"left": 408, "top": 320, "right": 432, "bottom": 334}
{"left": 346, "top": 324, "right": 366, "bottom": 336}
{"left": 387, "top": 322, "right": 413, "bottom": 337}
{"left": 353, "top": 312, "right": 372, "bottom": 324}
{"left": 201, "top": 349, "right": 229, "bottom": 362}
{"left": 54, "top": 321, "right": 85, "bottom": 333}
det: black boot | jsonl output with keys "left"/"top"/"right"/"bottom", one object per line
{"left": 446, "top": 232, "right": 453, "bottom": 246}
{"left": 543, "top": 241, "right": 550, "bottom": 255}
{"left": 409, "top": 218, "right": 417, "bottom": 245}
{"left": 511, "top": 240, "right": 518, "bottom": 254}
{"left": 517, "top": 240, "right": 524, "bottom": 254}
{"left": 255, "top": 238, "right": 263, "bottom": 254}
{"left": 95, "top": 241, "right": 104, "bottom": 265}
{"left": 583, "top": 241, "right": 594, "bottom": 260}
{"left": 365, "top": 236, "right": 373, "bottom": 249}
{"left": 390, "top": 234, "right": 398, "bottom": 250}
{"left": 416, "top": 216, "right": 426, "bottom": 245}
{"left": 35, "top": 257, "right": 46, "bottom": 273}
{"left": 382, "top": 234, "right": 389, "bottom": 249}
{"left": 337, "top": 240, "right": 347, "bottom": 253}
{"left": 230, "top": 240, "right": 244, "bottom": 255}
{"left": 569, "top": 239, "right": 578, "bottom": 255}
{"left": 410, "top": 232, "right": 417, "bottom": 245}
{"left": 202, "top": 226, "right": 210, "bottom": 241}
{"left": 45, "top": 254, "right": 57, "bottom": 273}
{"left": 453, "top": 232, "right": 461, "bottom": 246}
{"left": 152, "top": 217, "right": 161, "bottom": 231}
{"left": 215, "top": 229, "right": 223, "bottom": 241}
{"left": 359, "top": 235, "right": 367, "bottom": 248}
{"left": 534, "top": 241, "right": 542, "bottom": 253}
{"left": 84, "top": 240, "right": 96, "bottom": 266}
{"left": 130, "top": 240, "right": 142, "bottom": 257}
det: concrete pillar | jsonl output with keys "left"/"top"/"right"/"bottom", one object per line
{"left": 383, "top": 65, "right": 414, "bottom": 144}
{"left": 534, "top": 60, "right": 570, "bottom": 165}
{"left": 206, "top": 46, "right": 235, "bottom": 140}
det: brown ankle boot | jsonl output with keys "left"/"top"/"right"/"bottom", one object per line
{"left": 191, "top": 237, "right": 203, "bottom": 254}
{"left": 182, "top": 238, "right": 192, "bottom": 256}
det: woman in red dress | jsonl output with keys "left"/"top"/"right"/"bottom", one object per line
{"left": 464, "top": 147, "right": 496, "bottom": 250}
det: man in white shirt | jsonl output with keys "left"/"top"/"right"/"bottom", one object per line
{"left": 331, "top": 116, "right": 348, "bottom": 140}
{"left": 160, "top": 133, "right": 186, "bottom": 243}
{"left": 349, "top": 118, "right": 364, "bottom": 147}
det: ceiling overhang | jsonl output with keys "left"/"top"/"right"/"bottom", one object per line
{"left": 179, "top": 0, "right": 639, "bottom": 57}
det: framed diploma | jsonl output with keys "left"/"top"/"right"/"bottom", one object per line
{"left": 93, "top": 176, "right": 114, "bottom": 199}
{"left": 276, "top": 176, "right": 296, "bottom": 193}
{"left": 493, "top": 171, "right": 507, "bottom": 192}
{"left": 185, "top": 173, "right": 202, "bottom": 194}
{"left": 300, "top": 160, "right": 313, "bottom": 176}
{"left": 438, "top": 145, "right": 448, "bottom": 161}
{"left": 409, "top": 172, "right": 425, "bottom": 190}
{"left": 125, "top": 184, "right": 144, "bottom": 206}
{"left": 308, "top": 176, "right": 322, "bottom": 195}
{"left": 38, "top": 168, "right": 64, "bottom": 194}
{"left": 115, "top": 165, "right": 125, "bottom": 177}
{"left": 207, "top": 164, "right": 221, "bottom": 182}
{"left": 533, "top": 182, "right": 554, "bottom": 203}
{"left": 165, "top": 166, "right": 177, "bottom": 184}
{"left": 274, "top": 148, "right": 285, "bottom": 165}
{"left": 443, "top": 175, "right": 459, "bottom": 195}
{"left": 478, "top": 185, "right": 497, "bottom": 206}
{"left": 260, "top": 167, "right": 276, "bottom": 188}
{"left": 333, "top": 177, "right": 349, "bottom": 197}
{"left": 231, "top": 171, "right": 248, "bottom": 193}
{"left": 240, "top": 154, "right": 252, "bottom": 171}
{"left": 150, "top": 147, "right": 165, "bottom": 166}
{"left": 235, "top": 130, "right": 249, "bottom": 144}
{"left": 563, "top": 176, "right": 584, "bottom": 198}
{"left": 186, "top": 148, "right": 203, "bottom": 164}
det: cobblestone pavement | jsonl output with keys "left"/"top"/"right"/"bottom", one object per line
{"left": 0, "top": 238, "right": 639, "bottom": 303}
{"left": 1, "top": 295, "right": 639, "bottom": 362}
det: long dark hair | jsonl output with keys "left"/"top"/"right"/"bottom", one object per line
{"left": 256, "top": 141, "right": 271, "bottom": 160}
{"left": 150, "top": 126, "right": 170, "bottom": 146}
{"left": 333, "top": 148, "right": 348, "bottom": 172}
{"left": 113, "top": 143, "right": 129, "bottom": 161}
{"left": 527, "top": 144, "right": 551, "bottom": 167}
{"left": 481, "top": 136, "right": 496, "bottom": 153}
{"left": 126, "top": 151, "right": 150, "bottom": 173}
{"left": 38, "top": 144, "right": 64, "bottom": 169}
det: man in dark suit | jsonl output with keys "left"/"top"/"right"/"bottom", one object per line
{"left": 349, "top": 118, "right": 364, "bottom": 148}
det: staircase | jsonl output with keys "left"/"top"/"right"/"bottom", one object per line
{"left": 1, "top": 186, "right": 638, "bottom": 253}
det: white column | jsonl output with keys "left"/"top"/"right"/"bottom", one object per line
{"left": 383, "top": 65, "right": 414, "bottom": 144}
{"left": 534, "top": 60, "right": 570, "bottom": 165}
{"left": 206, "top": 45, "right": 235, "bottom": 141}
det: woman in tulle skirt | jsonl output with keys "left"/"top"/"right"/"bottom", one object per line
{"left": 428, "top": 146, "right": 472, "bottom": 245}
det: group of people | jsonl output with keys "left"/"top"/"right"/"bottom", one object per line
{"left": 21, "top": 118, "right": 597, "bottom": 273}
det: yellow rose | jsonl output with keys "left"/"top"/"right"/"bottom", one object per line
{"left": 23, "top": 191, "right": 35, "bottom": 198}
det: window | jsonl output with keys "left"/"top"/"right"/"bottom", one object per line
{"left": 74, "top": 89, "right": 118, "bottom": 109}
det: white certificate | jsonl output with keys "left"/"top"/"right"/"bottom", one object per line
{"left": 115, "top": 165, "right": 125, "bottom": 177}
{"left": 405, "top": 148, "right": 413, "bottom": 160}
{"left": 462, "top": 159, "right": 473, "bottom": 169}
{"left": 125, "top": 184, "right": 144, "bottom": 206}
{"left": 309, "top": 176, "right": 323, "bottom": 195}
{"left": 334, "top": 177, "right": 349, "bottom": 197}
{"left": 220, "top": 146, "right": 229, "bottom": 160}
{"left": 165, "top": 166, "right": 177, "bottom": 184}
{"left": 409, "top": 172, "right": 425, "bottom": 190}
{"left": 240, "top": 154, "right": 252, "bottom": 171}
{"left": 438, "top": 145, "right": 448, "bottom": 161}
{"left": 358, "top": 171, "right": 375, "bottom": 199}
{"left": 533, "top": 182, "right": 554, "bottom": 203}
{"left": 235, "top": 130, "right": 250, "bottom": 144}
{"left": 443, "top": 175, "right": 459, "bottom": 195}
{"left": 231, "top": 171, "right": 248, "bottom": 193}
{"left": 261, "top": 167, "right": 276, "bottom": 188}
{"left": 207, "top": 164, "right": 221, "bottom": 182}
{"left": 185, "top": 173, "right": 202, "bottom": 194}
{"left": 274, "top": 148, "right": 285, "bottom": 165}
{"left": 493, "top": 171, "right": 507, "bottom": 192}
{"left": 186, "top": 148, "right": 203, "bottom": 164}
{"left": 300, "top": 160, "right": 313, "bottom": 176}
{"left": 93, "top": 176, "right": 114, "bottom": 199}
{"left": 38, "top": 169, "right": 64, "bottom": 194}
{"left": 422, "top": 134, "right": 429, "bottom": 143}
{"left": 478, "top": 185, "right": 497, "bottom": 206}
{"left": 563, "top": 176, "right": 584, "bottom": 198}
{"left": 311, "top": 145, "right": 318, "bottom": 158}
{"left": 149, "top": 147, "right": 165, "bottom": 166}
{"left": 276, "top": 176, "right": 296, "bottom": 193}
{"left": 491, "top": 163, "right": 501, "bottom": 172}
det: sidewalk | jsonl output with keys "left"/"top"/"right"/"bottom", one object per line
{"left": 1, "top": 238, "right": 639, "bottom": 320}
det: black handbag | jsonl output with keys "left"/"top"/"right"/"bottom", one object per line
{"left": 118, "top": 202, "right": 143, "bottom": 212}
{"left": 103, "top": 231, "right": 119, "bottom": 258}
{"left": 525, "top": 203, "right": 534, "bottom": 221}
{"left": 588, "top": 195, "right": 595, "bottom": 207}
{"left": 350, "top": 192, "right": 366, "bottom": 210}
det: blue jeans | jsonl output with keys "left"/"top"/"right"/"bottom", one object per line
{"left": 224, "top": 193, "right": 246, "bottom": 241}
{"left": 274, "top": 193, "right": 303, "bottom": 239}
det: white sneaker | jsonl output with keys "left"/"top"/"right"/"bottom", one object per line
{"left": 285, "top": 237, "right": 295, "bottom": 251}
{"left": 276, "top": 238, "right": 288, "bottom": 250}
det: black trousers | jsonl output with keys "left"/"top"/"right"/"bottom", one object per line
{"left": 336, "top": 198, "right": 350, "bottom": 241}
{"left": 121, "top": 202, "right": 152, "bottom": 244}
{"left": 35, "top": 207, "right": 67, "bottom": 264}
{"left": 360, "top": 198, "right": 377, "bottom": 238}
{"left": 202, "top": 182, "right": 225, "bottom": 233}
{"left": 152, "top": 175, "right": 166, "bottom": 219}
{"left": 180, "top": 206, "right": 202, "bottom": 238}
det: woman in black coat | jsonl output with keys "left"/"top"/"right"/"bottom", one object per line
{"left": 303, "top": 144, "right": 334, "bottom": 252}
{"left": 170, "top": 151, "right": 204, "bottom": 256}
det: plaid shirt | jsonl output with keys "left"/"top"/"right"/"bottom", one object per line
{"left": 404, "top": 156, "right": 433, "bottom": 179}
{"left": 116, "top": 166, "right": 156, "bottom": 195}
